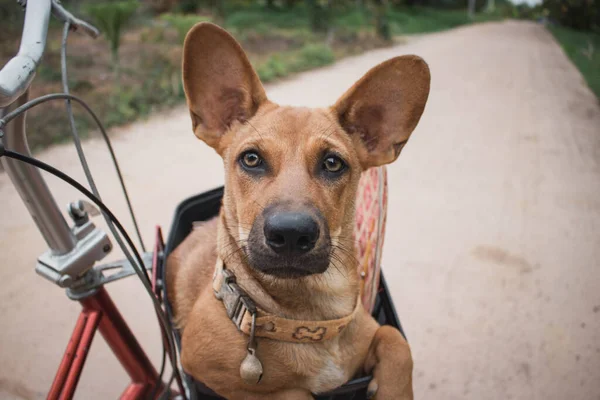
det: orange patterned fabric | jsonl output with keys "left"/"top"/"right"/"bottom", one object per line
{"left": 353, "top": 166, "right": 388, "bottom": 313}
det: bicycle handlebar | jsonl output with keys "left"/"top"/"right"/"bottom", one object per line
{"left": 0, "top": 0, "right": 51, "bottom": 107}
{"left": 0, "top": 0, "right": 99, "bottom": 108}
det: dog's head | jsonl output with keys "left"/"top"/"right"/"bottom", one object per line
{"left": 183, "top": 23, "right": 430, "bottom": 281}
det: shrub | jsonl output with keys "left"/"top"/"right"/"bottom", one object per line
{"left": 257, "top": 55, "right": 289, "bottom": 82}
{"left": 542, "top": 0, "right": 599, "bottom": 32}
{"left": 85, "top": 1, "right": 139, "bottom": 68}
{"left": 176, "top": 0, "right": 199, "bottom": 14}
{"left": 388, "top": 7, "right": 470, "bottom": 35}
{"left": 549, "top": 26, "right": 600, "bottom": 97}
{"left": 256, "top": 43, "right": 335, "bottom": 82}
{"left": 292, "top": 43, "right": 335, "bottom": 71}
{"left": 333, "top": 10, "right": 370, "bottom": 31}
{"left": 160, "top": 13, "right": 212, "bottom": 42}
{"left": 306, "top": 0, "right": 331, "bottom": 32}
{"left": 225, "top": 7, "right": 308, "bottom": 30}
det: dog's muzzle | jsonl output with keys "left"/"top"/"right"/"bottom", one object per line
{"left": 247, "top": 203, "right": 331, "bottom": 277}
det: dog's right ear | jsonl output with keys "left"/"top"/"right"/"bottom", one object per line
{"left": 182, "top": 23, "right": 267, "bottom": 152}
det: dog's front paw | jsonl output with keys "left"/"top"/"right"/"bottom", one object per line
{"left": 365, "top": 360, "right": 413, "bottom": 400}
{"left": 364, "top": 326, "right": 414, "bottom": 400}
{"left": 366, "top": 379, "right": 379, "bottom": 399}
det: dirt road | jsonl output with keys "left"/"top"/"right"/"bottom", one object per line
{"left": 1, "top": 20, "right": 599, "bottom": 399}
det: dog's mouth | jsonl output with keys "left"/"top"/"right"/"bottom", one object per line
{"left": 256, "top": 266, "right": 319, "bottom": 279}
{"left": 245, "top": 203, "right": 331, "bottom": 279}
{"left": 246, "top": 250, "right": 331, "bottom": 279}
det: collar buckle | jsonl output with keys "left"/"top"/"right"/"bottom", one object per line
{"left": 214, "top": 269, "right": 257, "bottom": 330}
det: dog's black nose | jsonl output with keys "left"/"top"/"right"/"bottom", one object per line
{"left": 264, "top": 212, "right": 320, "bottom": 255}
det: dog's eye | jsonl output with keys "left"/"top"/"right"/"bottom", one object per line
{"left": 322, "top": 155, "right": 346, "bottom": 174}
{"left": 240, "top": 151, "right": 262, "bottom": 169}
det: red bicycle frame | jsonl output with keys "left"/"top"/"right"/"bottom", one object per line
{"left": 47, "top": 287, "right": 160, "bottom": 400}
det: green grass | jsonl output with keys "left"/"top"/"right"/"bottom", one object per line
{"left": 548, "top": 25, "right": 600, "bottom": 99}
{"left": 256, "top": 43, "right": 335, "bottom": 82}
{"left": 223, "top": 5, "right": 497, "bottom": 37}
{"left": 387, "top": 7, "right": 503, "bottom": 35}
{"left": 225, "top": 6, "right": 310, "bottom": 30}
{"left": 388, "top": 8, "right": 470, "bottom": 35}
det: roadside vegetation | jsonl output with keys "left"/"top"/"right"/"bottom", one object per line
{"left": 542, "top": 0, "right": 599, "bottom": 99}
{"left": 2, "top": 0, "right": 594, "bottom": 151}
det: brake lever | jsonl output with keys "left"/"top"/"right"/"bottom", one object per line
{"left": 51, "top": 0, "right": 100, "bottom": 39}
{"left": 14, "top": 0, "right": 99, "bottom": 39}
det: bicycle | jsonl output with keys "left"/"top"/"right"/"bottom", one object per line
{"left": 1, "top": 1, "right": 183, "bottom": 398}
{"left": 0, "top": 1, "right": 405, "bottom": 399}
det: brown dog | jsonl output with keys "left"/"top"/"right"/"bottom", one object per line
{"left": 166, "top": 22, "right": 430, "bottom": 400}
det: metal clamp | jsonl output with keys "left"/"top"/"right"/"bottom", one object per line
{"left": 214, "top": 269, "right": 257, "bottom": 331}
{"left": 35, "top": 199, "right": 109, "bottom": 290}
{"left": 66, "top": 252, "right": 154, "bottom": 300}
{"left": 36, "top": 219, "right": 111, "bottom": 288}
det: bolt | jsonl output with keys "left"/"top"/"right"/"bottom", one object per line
{"left": 103, "top": 244, "right": 112, "bottom": 253}
{"left": 68, "top": 201, "right": 89, "bottom": 226}
{"left": 59, "top": 275, "right": 73, "bottom": 288}
{"left": 72, "top": 201, "right": 86, "bottom": 217}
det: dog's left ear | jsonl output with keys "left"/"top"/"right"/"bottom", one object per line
{"left": 332, "top": 55, "right": 430, "bottom": 169}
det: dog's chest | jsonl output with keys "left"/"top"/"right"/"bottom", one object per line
{"left": 309, "top": 357, "right": 348, "bottom": 393}
{"left": 273, "top": 340, "right": 351, "bottom": 394}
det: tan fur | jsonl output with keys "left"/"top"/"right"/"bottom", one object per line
{"left": 167, "top": 22, "right": 429, "bottom": 399}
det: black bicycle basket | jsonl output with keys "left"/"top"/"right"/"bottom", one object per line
{"left": 159, "top": 187, "right": 406, "bottom": 400}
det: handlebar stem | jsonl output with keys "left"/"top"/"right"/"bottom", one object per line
{"left": 0, "top": 90, "right": 77, "bottom": 254}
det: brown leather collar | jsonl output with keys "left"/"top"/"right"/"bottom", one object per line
{"left": 212, "top": 258, "right": 360, "bottom": 343}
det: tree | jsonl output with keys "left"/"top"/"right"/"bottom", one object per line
{"left": 542, "top": 0, "right": 600, "bottom": 31}
{"left": 468, "top": 0, "right": 476, "bottom": 18}
{"left": 306, "top": 0, "right": 331, "bottom": 32}
{"left": 372, "top": 0, "right": 391, "bottom": 40}
{"left": 86, "top": 1, "right": 139, "bottom": 83}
